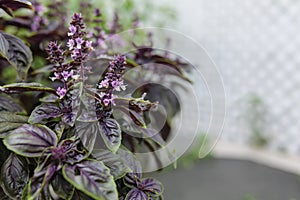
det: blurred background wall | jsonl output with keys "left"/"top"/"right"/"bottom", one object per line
{"left": 150, "top": 0, "right": 300, "bottom": 156}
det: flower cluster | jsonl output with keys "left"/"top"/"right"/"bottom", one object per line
{"left": 46, "top": 13, "right": 93, "bottom": 99}
{"left": 67, "top": 13, "right": 93, "bottom": 62}
{"left": 47, "top": 41, "right": 65, "bottom": 66}
{"left": 97, "top": 55, "right": 127, "bottom": 107}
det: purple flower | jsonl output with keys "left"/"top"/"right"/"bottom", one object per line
{"left": 50, "top": 72, "right": 61, "bottom": 81}
{"left": 102, "top": 98, "right": 111, "bottom": 107}
{"left": 31, "top": 16, "right": 41, "bottom": 31}
{"left": 75, "top": 38, "right": 84, "bottom": 49}
{"left": 98, "top": 79, "right": 109, "bottom": 89}
{"left": 61, "top": 71, "right": 70, "bottom": 81}
{"left": 67, "top": 39, "right": 75, "bottom": 50}
{"left": 68, "top": 25, "right": 77, "bottom": 36}
{"left": 111, "top": 80, "right": 126, "bottom": 91}
{"left": 71, "top": 49, "right": 81, "bottom": 60}
{"left": 96, "top": 55, "right": 127, "bottom": 108}
{"left": 85, "top": 40, "right": 93, "bottom": 49}
{"left": 97, "top": 38, "right": 107, "bottom": 49}
{"left": 94, "top": 8, "right": 101, "bottom": 17}
{"left": 72, "top": 13, "right": 82, "bottom": 21}
{"left": 56, "top": 87, "right": 67, "bottom": 99}
{"left": 47, "top": 41, "right": 65, "bottom": 65}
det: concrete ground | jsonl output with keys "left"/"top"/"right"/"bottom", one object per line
{"left": 151, "top": 159, "right": 300, "bottom": 200}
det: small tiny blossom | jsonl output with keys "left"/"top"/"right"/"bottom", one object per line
{"left": 103, "top": 98, "right": 110, "bottom": 107}
{"left": 67, "top": 39, "right": 75, "bottom": 50}
{"left": 50, "top": 72, "right": 61, "bottom": 81}
{"left": 86, "top": 41, "right": 93, "bottom": 49}
{"left": 61, "top": 71, "right": 70, "bottom": 81}
{"left": 47, "top": 41, "right": 65, "bottom": 65}
{"left": 97, "top": 38, "right": 108, "bottom": 49}
{"left": 71, "top": 49, "right": 81, "bottom": 60}
{"left": 75, "top": 38, "right": 84, "bottom": 49}
{"left": 95, "top": 8, "right": 101, "bottom": 17}
{"left": 98, "top": 80, "right": 109, "bottom": 88}
{"left": 56, "top": 87, "right": 67, "bottom": 99}
{"left": 68, "top": 25, "right": 77, "bottom": 36}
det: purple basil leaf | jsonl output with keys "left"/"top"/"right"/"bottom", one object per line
{"left": 0, "top": 153, "right": 29, "bottom": 199}
{"left": 74, "top": 122, "right": 98, "bottom": 154}
{"left": 28, "top": 103, "right": 62, "bottom": 124}
{"left": 28, "top": 163, "right": 57, "bottom": 199}
{"left": 118, "top": 148, "right": 142, "bottom": 188}
{"left": 0, "top": 0, "right": 32, "bottom": 16}
{"left": 39, "top": 94, "right": 59, "bottom": 103}
{"left": 99, "top": 118, "right": 121, "bottom": 153}
{"left": 0, "top": 94, "right": 25, "bottom": 113}
{"left": 57, "top": 139, "right": 87, "bottom": 164}
{"left": 0, "top": 5, "right": 13, "bottom": 16}
{"left": 0, "top": 186, "right": 10, "bottom": 200}
{"left": 118, "top": 106, "right": 147, "bottom": 128}
{"left": 125, "top": 189, "right": 148, "bottom": 200}
{"left": 138, "top": 178, "right": 163, "bottom": 197}
{"left": 77, "top": 94, "right": 97, "bottom": 122}
{"left": 149, "top": 196, "right": 163, "bottom": 200}
{"left": 72, "top": 190, "right": 94, "bottom": 200}
{"left": 62, "top": 160, "right": 118, "bottom": 200}
{"left": 92, "top": 149, "right": 131, "bottom": 180}
{"left": 50, "top": 173, "right": 75, "bottom": 200}
{"left": 117, "top": 148, "right": 142, "bottom": 175}
{"left": 0, "top": 111, "right": 28, "bottom": 138}
{"left": 0, "top": 82, "right": 56, "bottom": 94}
{"left": 0, "top": 32, "right": 32, "bottom": 80}
{"left": 54, "top": 121, "right": 65, "bottom": 139}
{"left": 60, "top": 83, "right": 83, "bottom": 127}
{"left": 3, "top": 124, "right": 57, "bottom": 157}
{"left": 139, "top": 128, "right": 166, "bottom": 147}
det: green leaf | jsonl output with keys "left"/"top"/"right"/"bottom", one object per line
{"left": 0, "top": 82, "right": 56, "bottom": 94}
{"left": 28, "top": 103, "right": 62, "bottom": 124}
{"left": 0, "top": 94, "right": 25, "bottom": 113}
{"left": 63, "top": 160, "right": 118, "bottom": 200}
{"left": 93, "top": 149, "right": 131, "bottom": 180}
{"left": 0, "top": 153, "right": 29, "bottom": 199}
{"left": 98, "top": 119, "right": 121, "bottom": 153}
{"left": 0, "top": 32, "right": 33, "bottom": 80}
{"left": 3, "top": 124, "right": 57, "bottom": 157}
{"left": 0, "top": 111, "right": 28, "bottom": 138}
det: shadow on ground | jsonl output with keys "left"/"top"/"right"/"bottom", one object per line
{"left": 151, "top": 158, "right": 300, "bottom": 200}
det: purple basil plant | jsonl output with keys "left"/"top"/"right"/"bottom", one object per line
{"left": 0, "top": 1, "right": 191, "bottom": 199}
